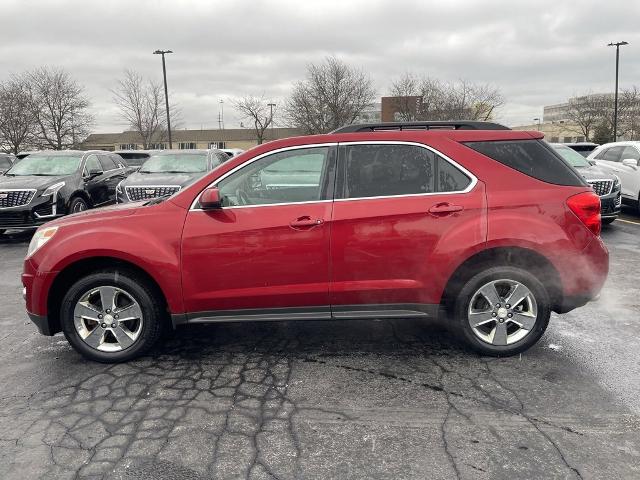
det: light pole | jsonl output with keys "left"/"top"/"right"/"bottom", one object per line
{"left": 267, "top": 103, "right": 276, "bottom": 140}
{"left": 533, "top": 118, "right": 541, "bottom": 131}
{"left": 219, "top": 100, "right": 225, "bottom": 148}
{"left": 153, "top": 49, "right": 173, "bottom": 149}
{"left": 607, "top": 41, "right": 628, "bottom": 141}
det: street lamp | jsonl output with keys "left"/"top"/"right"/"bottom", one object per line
{"left": 267, "top": 103, "right": 276, "bottom": 140}
{"left": 607, "top": 41, "right": 629, "bottom": 141}
{"left": 533, "top": 118, "right": 541, "bottom": 131}
{"left": 153, "top": 49, "right": 173, "bottom": 149}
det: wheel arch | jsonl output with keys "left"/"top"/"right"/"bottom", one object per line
{"left": 441, "top": 246, "right": 563, "bottom": 312}
{"left": 47, "top": 256, "right": 169, "bottom": 335}
{"left": 66, "top": 190, "right": 92, "bottom": 210}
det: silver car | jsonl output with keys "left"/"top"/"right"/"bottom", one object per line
{"left": 588, "top": 141, "right": 640, "bottom": 213}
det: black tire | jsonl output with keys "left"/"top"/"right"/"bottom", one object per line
{"left": 451, "top": 266, "right": 550, "bottom": 357}
{"left": 69, "top": 196, "right": 89, "bottom": 214}
{"left": 60, "top": 270, "right": 165, "bottom": 363}
{"left": 0, "top": 229, "right": 5, "bottom": 236}
{"left": 602, "top": 217, "right": 616, "bottom": 225}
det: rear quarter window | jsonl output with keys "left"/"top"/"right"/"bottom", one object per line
{"left": 464, "top": 140, "right": 586, "bottom": 186}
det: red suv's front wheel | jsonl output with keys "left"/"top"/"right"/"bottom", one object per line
{"left": 454, "top": 266, "right": 551, "bottom": 356}
{"left": 60, "top": 270, "right": 165, "bottom": 362}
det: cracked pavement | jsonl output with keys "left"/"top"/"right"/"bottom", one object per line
{"left": 1, "top": 211, "right": 639, "bottom": 479}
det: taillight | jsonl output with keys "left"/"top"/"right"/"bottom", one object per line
{"left": 567, "top": 191, "right": 601, "bottom": 236}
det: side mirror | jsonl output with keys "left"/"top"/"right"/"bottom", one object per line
{"left": 621, "top": 158, "right": 639, "bottom": 168}
{"left": 200, "top": 187, "right": 222, "bottom": 209}
{"left": 86, "top": 168, "right": 102, "bottom": 179}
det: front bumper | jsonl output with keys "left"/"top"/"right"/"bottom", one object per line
{"left": 27, "top": 312, "right": 55, "bottom": 336}
{"left": 0, "top": 196, "right": 65, "bottom": 230}
{"left": 600, "top": 188, "right": 621, "bottom": 219}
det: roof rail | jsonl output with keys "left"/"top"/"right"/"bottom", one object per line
{"left": 331, "top": 121, "right": 511, "bottom": 133}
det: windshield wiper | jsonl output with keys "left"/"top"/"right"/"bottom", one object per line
{"left": 163, "top": 170, "right": 192, "bottom": 174}
{"left": 143, "top": 195, "right": 171, "bottom": 206}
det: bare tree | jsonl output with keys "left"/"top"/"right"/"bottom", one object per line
{"left": 27, "top": 67, "right": 93, "bottom": 149}
{"left": 564, "top": 93, "right": 614, "bottom": 141}
{"left": 388, "top": 72, "right": 421, "bottom": 121}
{"left": 388, "top": 74, "right": 504, "bottom": 122}
{"left": 286, "top": 57, "right": 376, "bottom": 134}
{"left": 0, "top": 77, "right": 38, "bottom": 154}
{"left": 232, "top": 95, "right": 274, "bottom": 144}
{"left": 112, "top": 70, "right": 166, "bottom": 148}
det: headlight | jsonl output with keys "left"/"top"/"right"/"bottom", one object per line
{"left": 41, "top": 182, "right": 65, "bottom": 197}
{"left": 613, "top": 175, "right": 620, "bottom": 187}
{"left": 26, "top": 226, "right": 58, "bottom": 258}
{"left": 116, "top": 181, "right": 123, "bottom": 193}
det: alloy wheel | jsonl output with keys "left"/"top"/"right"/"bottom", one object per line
{"left": 467, "top": 279, "right": 538, "bottom": 346}
{"left": 73, "top": 286, "right": 144, "bottom": 352}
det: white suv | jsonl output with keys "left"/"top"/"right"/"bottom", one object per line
{"left": 588, "top": 141, "right": 640, "bottom": 212}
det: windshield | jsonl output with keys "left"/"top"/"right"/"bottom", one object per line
{"left": 5, "top": 155, "right": 81, "bottom": 176}
{"left": 551, "top": 144, "right": 590, "bottom": 168}
{"left": 139, "top": 154, "right": 207, "bottom": 173}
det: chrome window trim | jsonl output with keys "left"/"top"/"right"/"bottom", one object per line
{"left": 0, "top": 188, "right": 37, "bottom": 209}
{"left": 189, "top": 141, "right": 476, "bottom": 211}
{"left": 190, "top": 143, "right": 338, "bottom": 211}
{"left": 125, "top": 184, "right": 182, "bottom": 202}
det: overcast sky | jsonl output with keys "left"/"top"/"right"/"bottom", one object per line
{"left": 2, "top": 0, "right": 639, "bottom": 133}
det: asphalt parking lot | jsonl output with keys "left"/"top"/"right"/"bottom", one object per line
{"left": 0, "top": 211, "right": 639, "bottom": 480}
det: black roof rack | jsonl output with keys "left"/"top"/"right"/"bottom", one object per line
{"left": 331, "top": 121, "right": 511, "bottom": 133}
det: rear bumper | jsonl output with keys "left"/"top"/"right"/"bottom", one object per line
{"left": 554, "top": 236, "right": 609, "bottom": 313}
{"left": 27, "top": 312, "right": 55, "bottom": 336}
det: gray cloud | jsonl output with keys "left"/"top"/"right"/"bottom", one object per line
{"left": 1, "top": 0, "right": 639, "bottom": 132}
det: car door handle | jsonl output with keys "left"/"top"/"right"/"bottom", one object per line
{"left": 428, "top": 202, "right": 464, "bottom": 215}
{"left": 290, "top": 216, "right": 324, "bottom": 229}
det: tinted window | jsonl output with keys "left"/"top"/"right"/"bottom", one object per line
{"left": 622, "top": 146, "right": 640, "bottom": 161}
{"left": 464, "top": 140, "right": 585, "bottom": 186}
{"left": 438, "top": 157, "right": 471, "bottom": 192}
{"left": 342, "top": 144, "right": 436, "bottom": 198}
{"left": 0, "top": 157, "right": 12, "bottom": 169}
{"left": 596, "top": 146, "right": 624, "bottom": 162}
{"left": 217, "top": 147, "right": 330, "bottom": 206}
{"left": 99, "top": 155, "right": 117, "bottom": 171}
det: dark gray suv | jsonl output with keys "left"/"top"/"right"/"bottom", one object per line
{"left": 551, "top": 143, "right": 621, "bottom": 224}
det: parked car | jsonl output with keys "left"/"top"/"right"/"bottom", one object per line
{"left": 220, "top": 148, "right": 245, "bottom": 159}
{"left": 551, "top": 143, "right": 621, "bottom": 224}
{"left": 0, "top": 153, "right": 17, "bottom": 175}
{"left": 114, "top": 150, "right": 160, "bottom": 171}
{"left": 116, "top": 149, "right": 228, "bottom": 203}
{"left": 564, "top": 142, "right": 599, "bottom": 158}
{"left": 587, "top": 141, "right": 640, "bottom": 212}
{"left": 0, "top": 150, "right": 127, "bottom": 235}
{"left": 23, "top": 121, "right": 608, "bottom": 363}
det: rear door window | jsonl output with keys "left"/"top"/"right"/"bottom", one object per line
{"left": 338, "top": 144, "right": 471, "bottom": 199}
{"left": 622, "top": 146, "right": 640, "bottom": 161}
{"left": 464, "top": 140, "right": 585, "bottom": 186}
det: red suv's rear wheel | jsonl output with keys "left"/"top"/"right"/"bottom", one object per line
{"left": 453, "top": 266, "right": 551, "bottom": 356}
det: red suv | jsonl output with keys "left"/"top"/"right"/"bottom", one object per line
{"left": 22, "top": 122, "right": 608, "bottom": 362}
